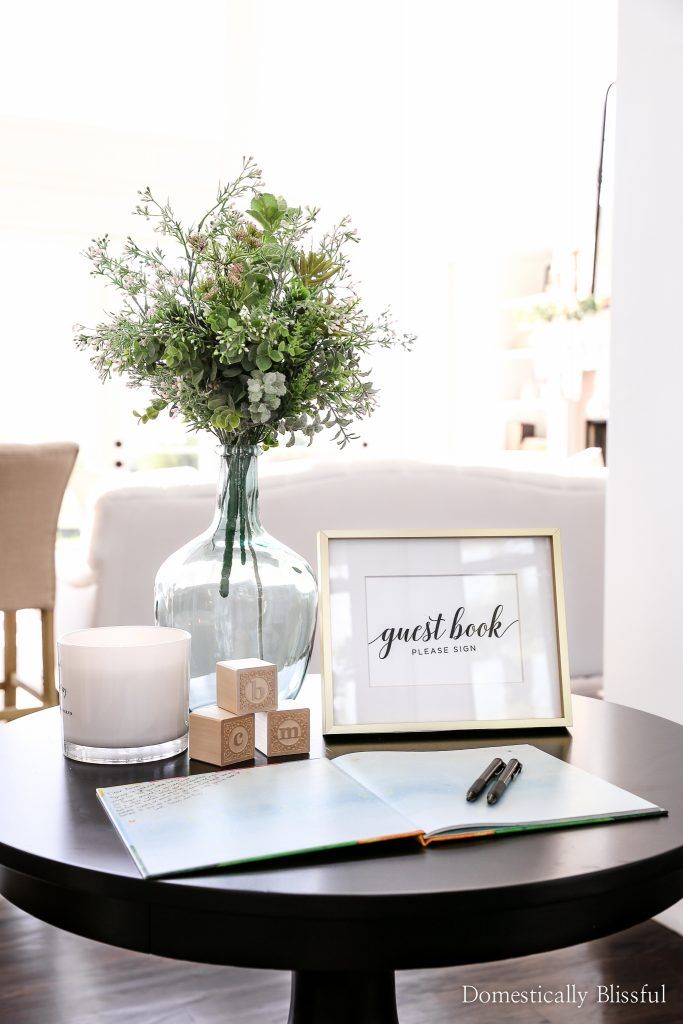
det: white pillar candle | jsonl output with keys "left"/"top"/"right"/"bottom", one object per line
{"left": 58, "top": 626, "right": 191, "bottom": 764}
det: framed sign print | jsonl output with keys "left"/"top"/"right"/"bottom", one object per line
{"left": 317, "top": 529, "right": 572, "bottom": 735}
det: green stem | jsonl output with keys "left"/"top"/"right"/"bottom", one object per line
{"left": 246, "top": 512, "right": 264, "bottom": 660}
{"left": 219, "top": 457, "right": 239, "bottom": 598}
{"left": 238, "top": 449, "right": 247, "bottom": 566}
{"left": 218, "top": 450, "right": 264, "bottom": 661}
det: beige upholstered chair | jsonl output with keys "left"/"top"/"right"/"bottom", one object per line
{"left": 1, "top": 443, "right": 78, "bottom": 721}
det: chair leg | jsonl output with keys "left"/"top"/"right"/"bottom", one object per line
{"left": 3, "top": 611, "right": 17, "bottom": 708}
{"left": 41, "top": 609, "right": 57, "bottom": 707}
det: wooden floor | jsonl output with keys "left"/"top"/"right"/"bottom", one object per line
{"left": 0, "top": 899, "right": 681, "bottom": 1023}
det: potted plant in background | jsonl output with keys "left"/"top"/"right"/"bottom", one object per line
{"left": 76, "top": 158, "right": 413, "bottom": 706}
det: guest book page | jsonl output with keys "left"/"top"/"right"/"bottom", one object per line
{"left": 97, "top": 758, "right": 420, "bottom": 878}
{"left": 333, "top": 745, "right": 664, "bottom": 839}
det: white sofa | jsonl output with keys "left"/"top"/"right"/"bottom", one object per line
{"left": 58, "top": 458, "right": 606, "bottom": 687}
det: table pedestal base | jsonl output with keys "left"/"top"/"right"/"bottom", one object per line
{"left": 288, "top": 969, "right": 399, "bottom": 1023}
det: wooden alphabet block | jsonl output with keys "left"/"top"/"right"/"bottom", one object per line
{"left": 216, "top": 658, "right": 278, "bottom": 715}
{"left": 254, "top": 707, "right": 310, "bottom": 758}
{"left": 189, "top": 705, "right": 255, "bottom": 767}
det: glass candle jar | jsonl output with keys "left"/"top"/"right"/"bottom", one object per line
{"left": 58, "top": 626, "right": 191, "bottom": 764}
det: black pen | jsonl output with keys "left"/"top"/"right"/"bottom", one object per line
{"left": 466, "top": 757, "right": 505, "bottom": 802}
{"left": 487, "top": 758, "right": 523, "bottom": 805}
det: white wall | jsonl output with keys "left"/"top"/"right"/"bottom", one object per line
{"left": 0, "top": 1, "right": 233, "bottom": 481}
{"left": 604, "top": 0, "right": 683, "bottom": 935}
{"left": 223, "top": 0, "right": 616, "bottom": 460}
{"left": 0, "top": 0, "right": 616, "bottom": 476}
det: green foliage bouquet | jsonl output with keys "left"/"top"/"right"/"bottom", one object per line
{"left": 76, "top": 157, "right": 413, "bottom": 450}
{"left": 76, "top": 158, "right": 414, "bottom": 599}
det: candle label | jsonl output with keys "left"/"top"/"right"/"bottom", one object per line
{"left": 60, "top": 684, "right": 73, "bottom": 717}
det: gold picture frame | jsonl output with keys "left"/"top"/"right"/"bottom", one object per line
{"left": 317, "top": 528, "right": 572, "bottom": 735}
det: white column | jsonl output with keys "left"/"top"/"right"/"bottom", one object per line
{"left": 604, "top": 0, "right": 683, "bottom": 934}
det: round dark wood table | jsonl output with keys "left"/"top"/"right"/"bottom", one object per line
{"left": 1, "top": 685, "right": 682, "bottom": 1024}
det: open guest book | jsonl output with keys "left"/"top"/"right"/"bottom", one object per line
{"left": 97, "top": 744, "right": 666, "bottom": 879}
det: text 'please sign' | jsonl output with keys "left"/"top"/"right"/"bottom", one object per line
{"left": 365, "top": 574, "right": 523, "bottom": 687}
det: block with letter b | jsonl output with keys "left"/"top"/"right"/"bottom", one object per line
{"left": 216, "top": 658, "right": 278, "bottom": 715}
{"left": 189, "top": 705, "right": 255, "bottom": 767}
{"left": 255, "top": 707, "right": 310, "bottom": 758}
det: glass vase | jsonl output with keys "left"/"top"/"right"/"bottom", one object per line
{"left": 155, "top": 445, "right": 317, "bottom": 709}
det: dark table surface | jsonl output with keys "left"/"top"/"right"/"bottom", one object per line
{"left": 0, "top": 682, "right": 682, "bottom": 973}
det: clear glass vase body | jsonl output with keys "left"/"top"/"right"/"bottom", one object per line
{"left": 155, "top": 446, "right": 317, "bottom": 708}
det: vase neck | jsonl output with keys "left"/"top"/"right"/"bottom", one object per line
{"left": 212, "top": 446, "right": 263, "bottom": 539}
